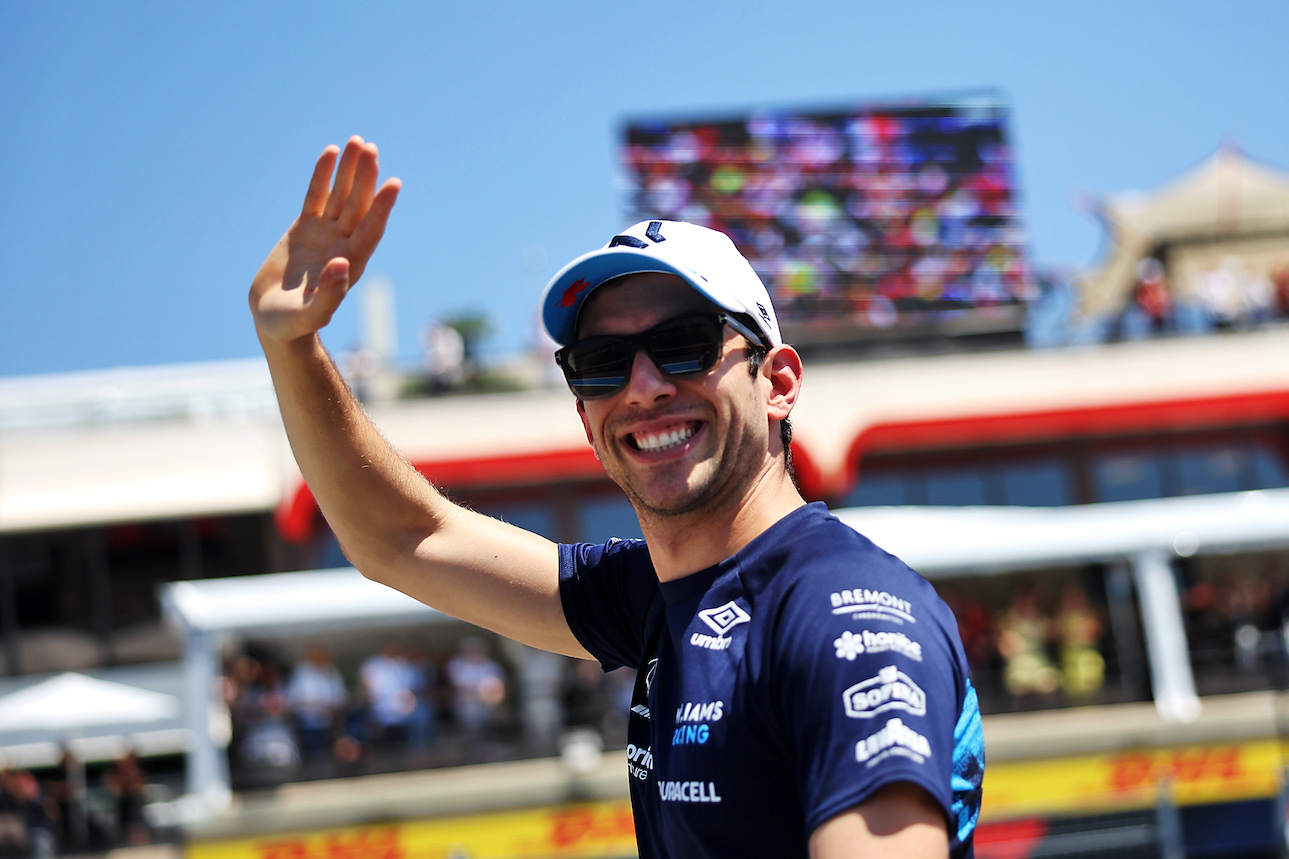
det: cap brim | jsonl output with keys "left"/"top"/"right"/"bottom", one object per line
{"left": 542, "top": 248, "right": 721, "bottom": 346}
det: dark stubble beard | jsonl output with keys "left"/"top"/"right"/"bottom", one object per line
{"left": 603, "top": 411, "right": 766, "bottom": 527}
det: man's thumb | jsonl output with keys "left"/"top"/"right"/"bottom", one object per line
{"left": 306, "top": 257, "right": 352, "bottom": 326}
{"left": 320, "top": 257, "right": 352, "bottom": 293}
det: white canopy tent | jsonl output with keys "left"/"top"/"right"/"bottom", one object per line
{"left": 161, "top": 489, "right": 1289, "bottom": 813}
{"left": 0, "top": 672, "right": 180, "bottom": 734}
{"left": 0, "top": 672, "right": 185, "bottom": 841}
{"left": 0, "top": 665, "right": 188, "bottom": 769}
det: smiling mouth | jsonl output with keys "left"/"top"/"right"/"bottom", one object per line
{"left": 629, "top": 421, "right": 699, "bottom": 453}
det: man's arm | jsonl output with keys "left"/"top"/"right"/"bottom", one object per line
{"left": 809, "top": 783, "right": 949, "bottom": 859}
{"left": 250, "top": 137, "right": 590, "bottom": 659}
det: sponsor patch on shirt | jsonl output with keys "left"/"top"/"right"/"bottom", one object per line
{"left": 829, "top": 588, "right": 915, "bottom": 624}
{"left": 699, "top": 601, "right": 751, "bottom": 635}
{"left": 658, "top": 780, "right": 723, "bottom": 803}
{"left": 626, "top": 743, "right": 653, "bottom": 780}
{"left": 855, "top": 717, "right": 932, "bottom": 767}
{"left": 834, "top": 629, "right": 923, "bottom": 662}
{"left": 843, "top": 665, "right": 927, "bottom": 719}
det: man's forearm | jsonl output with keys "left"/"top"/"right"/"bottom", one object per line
{"left": 260, "top": 331, "right": 444, "bottom": 571}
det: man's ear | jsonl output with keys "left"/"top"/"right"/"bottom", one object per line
{"left": 575, "top": 400, "right": 600, "bottom": 459}
{"left": 764, "top": 345, "right": 803, "bottom": 423}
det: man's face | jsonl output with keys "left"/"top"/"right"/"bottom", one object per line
{"left": 574, "top": 273, "right": 773, "bottom": 520}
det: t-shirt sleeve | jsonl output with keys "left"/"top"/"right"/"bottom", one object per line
{"left": 770, "top": 546, "right": 966, "bottom": 837}
{"left": 558, "top": 539, "right": 659, "bottom": 672}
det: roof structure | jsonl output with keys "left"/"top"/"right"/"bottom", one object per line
{"left": 1079, "top": 147, "right": 1289, "bottom": 316}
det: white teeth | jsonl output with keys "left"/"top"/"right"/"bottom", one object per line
{"left": 635, "top": 424, "right": 695, "bottom": 452}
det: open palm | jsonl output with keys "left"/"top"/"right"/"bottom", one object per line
{"left": 250, "top": 137, "right": 401, "bottom": 345}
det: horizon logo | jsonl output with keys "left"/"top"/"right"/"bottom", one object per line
{"left": 698, "top": 601, "right": 750, "bottom": 635}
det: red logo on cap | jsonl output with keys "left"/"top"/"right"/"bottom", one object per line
{"left": 559, "top": 278, "right": 592, "bottom": 308}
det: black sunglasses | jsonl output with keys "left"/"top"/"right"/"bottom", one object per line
{"left": 555, "top": 313, "right": 765, "bottom": 400}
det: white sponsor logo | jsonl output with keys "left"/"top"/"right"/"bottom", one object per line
{"left": 698, "top": 601, "right": 750, "bottom": 635}
{"left": 690, "top": 632, "right": 732, "bottom": 650}
{"left": 658, "top": 780, "right": 722, "bottom": 803}
{"left": 855, "top": 717, "right": 931, "bottom": 766}
{"left": 675, "top": 701, "right": 724, "bottom": 723}
{"left": 631, "top": 703, "right": 651, "bottom": 719}
{"left": 843, "top": 665, "right": 927, "bottom": 719}
{"left": 834, "top": 630, "right": 923, "bottom": 662}
{"left": 829, "top": 589, "right": 915, "bottom": 623}
{"left": 626, "top": 743, "right": 653, "bottom": 780}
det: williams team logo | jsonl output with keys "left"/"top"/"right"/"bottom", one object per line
{"left": 842, "top": 665, "right": 927, "bottom": 719}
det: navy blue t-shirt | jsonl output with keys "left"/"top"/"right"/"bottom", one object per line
{"left": 559, "top": 502, "right": 984, "bottom": 858}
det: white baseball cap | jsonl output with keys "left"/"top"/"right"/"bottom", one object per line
{"left": 541, "top": 219, "right": 783, "bottom": 348}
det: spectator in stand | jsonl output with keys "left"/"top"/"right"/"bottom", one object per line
{"left": 103, "top": 751, "right": 150, "bottom": 847}
{"left": 360, "top": 641, "right": 420, "bottom": 755}
{"left": 446, "top": 638, "right": 507, "bottom": 743}
{"left": 422, "top": 321, "right": 465, "bottom": 394}
{"left": 226, "top": 654, "right": 300, "bottom": 780}
{"left": 0, "top": 768, "right": 27, "bottom": 859}
{"left": 403, "top": 643, "right": 439, "bottom": 754}
{"left": 287, "top": 644, "right": 348, "bottom": 766}
{"left": 996, "top": 587, "right": 1059, "bottom": 705}
{"left": 13, "top": 771, "right": 55, "bottom": 859}
{"left": 1055, "top": 584, "right": 1105, "bottom": 701}
{"left": 1130, "top": 258, "right": 1173, "bottom": 334}
{"left": 1273, "top": 263, "right": 1289, "bottom": 319}
{"left": 563, "top": 658, "right": 611, "bottom": 735}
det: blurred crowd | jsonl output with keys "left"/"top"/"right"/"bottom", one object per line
{"left": 941, "top": 553, "right": 1289, "bottom": 714}
{"left": 622, "top": 106, "right": 1034, "bottom": 335}
{"left": 222, "top": 637, "right": 633, "bottom": 785}
{"left": 1115, "top": 256, "right": 1289, "bottom": 340}
{"left": 0, "top": 751, "right": 150, "bottom": 858}
{"left": 1183, "top": 557, "right": 1289, "bottom": 691}
{"left": 943, "top": 582, "right": 1112, "bottom": 713}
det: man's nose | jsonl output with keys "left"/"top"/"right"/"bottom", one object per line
{"left": 621, "top": 348, "right": 677, "bottom": 406}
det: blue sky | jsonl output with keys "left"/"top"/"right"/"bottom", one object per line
{"left": 2, "top": 1, "right": 1287, "bottom": 377}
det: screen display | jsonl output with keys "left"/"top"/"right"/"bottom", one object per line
{"left": 619, "top": 95, "right": 1034, "bottom": 343}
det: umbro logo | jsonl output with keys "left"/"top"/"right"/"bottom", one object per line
{"left": 698, "top": 601, "right": 750, "bottom": 635}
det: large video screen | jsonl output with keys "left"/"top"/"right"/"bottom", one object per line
{"left": 619, "top": 95, "right": 1034, "bottom": 344}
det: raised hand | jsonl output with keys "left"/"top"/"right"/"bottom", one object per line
{"left": 250, "top": 137, "right": 401, "bottom": 346}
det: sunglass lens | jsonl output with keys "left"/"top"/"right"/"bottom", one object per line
{"left": 564, "top": 339, "right": 631, "bottom": 397}
{"left": 649, "top": 318, "right": 722, "bottom": 376}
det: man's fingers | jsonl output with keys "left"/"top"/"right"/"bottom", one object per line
{"left": 302, "top": 146, "right": 340, "bottom": 217}
{"left": 339, "top": 142, "right": 381, "bottom": 234}
{"left": 324, "top": 136, "right": 365, "bottom": 220}
{"left": 348, "top": 178, "right": 401, "bottom": 267}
